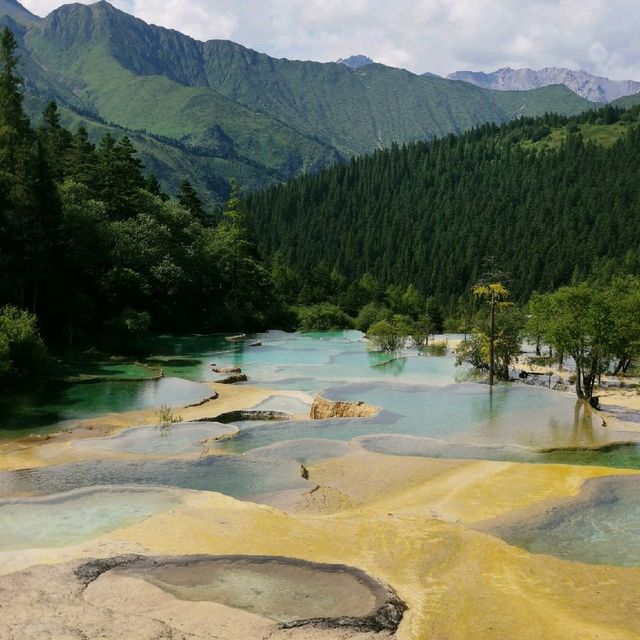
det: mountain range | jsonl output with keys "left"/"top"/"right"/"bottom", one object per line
{"left": 448, "top": 67, "right": 640, "bottom": 103}
{"left": 1, "top": 1, "right": 600, "bottom": 204}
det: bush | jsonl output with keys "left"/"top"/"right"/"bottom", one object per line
{"left": 427, "top": 340, "right": 448, "bottom": 356}
{"left": 0, "top": 306, "right": 47, "bottom": 379}
{"left": 105, "top": 307, "right": 151, "bottom": 350}
{"left": 455, "top": 334, "right": 486, "bottom": 371}
{"left": 367, "top": 316, "right": 412, "bottom": 352}
{"left": 355, "top": 303, "right": 391, "bottom": 332}
{"left": 297, "top": 303, "right": 353, "bottom": 332}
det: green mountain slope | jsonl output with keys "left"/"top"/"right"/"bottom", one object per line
{"left": 0, "top": 0, "right": 37, "bottom": 26}
{"left": 200, "top": 45, "right": 593, "bottom": 156}
{"left": 22, "top": 94, "right": 270, "bottom": 200}
{"left": 612, "top": 93, "right": 640, "bottom": 108}
{"left": 246, "top": 106, "right": 640, "bottom": 305}
{"left": 3, "top": 0, "right": 597, "bottom": 204}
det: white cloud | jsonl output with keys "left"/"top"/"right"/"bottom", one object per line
{"left": 19, "top": 0, "right": 640, "bottom": 80}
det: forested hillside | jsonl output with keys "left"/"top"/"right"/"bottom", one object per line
{"left": 2, "top": 1, "right": 594, "bottom": 205}
{"left": 246, "top": 105, "right": 640, "bottom": 310}
{"left": 0, "top": 27, "right": 278, "bottom": 362}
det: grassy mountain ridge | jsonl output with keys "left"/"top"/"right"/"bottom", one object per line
{"left": 3, "top": 0, "right": 597, "bottom": 204}
{"left": 0, "top": 0, "right": 36, "bottom": 26}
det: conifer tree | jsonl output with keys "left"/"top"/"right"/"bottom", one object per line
{"left": 38, "top": 102, "right": 71, "bottom": 181}
{"left": 65, "top": 126, "right": 97, "bottom": 188}
{"left": 146, "top": 174, "right": 168, "bottom": 201}
{"left": 0, "top": 26, "right": 29, "bottom": 155}
{"left": 178, "top": 179, "right": 206, "bottom": 220}
{"left": 0, "top": 25, "right": 39, "bottom": 309}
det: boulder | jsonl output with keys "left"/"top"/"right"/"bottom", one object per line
{"left": 212, "top": 366, "right": 242, "bottom": 374}
{"left": 216, "top": 373, "right": 248, "bottom": 384}
{"left": 310, "top": 395, "right": 379, "bottom": 419}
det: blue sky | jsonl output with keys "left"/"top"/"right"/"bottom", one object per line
{"left": 20, "top": 0, "right": 640, "bottom": 80}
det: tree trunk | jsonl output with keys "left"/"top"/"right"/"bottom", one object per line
{"left": 489, "top": 298, "right": 495, "bottom": 386}
{"left": 31, "top": 280, "right": 38, "bottom": 315}
{"left": 574, "top": 354, "right": 585, "bottom": 399}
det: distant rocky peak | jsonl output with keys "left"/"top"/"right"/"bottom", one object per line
{"left": 447, "top": 66, "right": 640, "bottom": 103}
{"left": 337, "top": 55, "right": 374, "bottom": 69}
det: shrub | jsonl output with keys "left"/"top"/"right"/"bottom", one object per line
{"left": 367, "top": 316, "right": 412, "bottom": 352}
{"left": 0, "top": 306, "right": 47, "bottom": 379}
{"left": 355, "top": 303, "right": 392, "bottom": 333}
{"left": 155, "top": 404, "right": 182, "bottom": 435}
{"left": 105, "top": 307, "right": 152, "bottom": 350}
{"left": 297, "top": 303, "right": 353, "bottom": 332}
{"left": 427, "top": 340, "right": 448, "bottom": 356}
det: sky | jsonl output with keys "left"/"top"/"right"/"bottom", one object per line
{"left": 20, "top": 0, "right": 640, "bottom": 80}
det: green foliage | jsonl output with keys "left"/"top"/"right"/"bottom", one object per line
{"left": 178, "top": 179, "right": 206, "bottom": 221}
{"left": 0, "top": 45, "right": 281, "bottom": 352}
{"left": 409, "top": 315, "right": 434, "bottom": 348}
{"left": 3, "top": 2, "right": 594, "bottom": 203}
{"left": 296, "top": 303, "right": 353, "bottom": 332}
{"left": 355, "top": 303, "right": 392, "bottom": 333}
{"left": 455, "top": 334, "right": 486, "bottom": 371}
{"left": 456, "top": 306, "right": 524, "bottom": 382}
{"left": 155, "top": 404, "right": 182, "bottom": 434}
{"left": 247, "top": 107, "right": 640, "bottom": 309}
{"left": 606, "top": 276, "right": 640, "bottom": 374}
{"left": 367, "top": 316, "right": 412, "bottom": 352}
{"left": 0, "top": 305, "right": 46, "bottom": 378}
{"left": 526, "top": 284, "right": 613, "bottom": 401}
{"left": 426, "top": 340, "right": 448, "bottom": 356}
{"left": 528, "top": 279, "right": 640, "bottom": 401}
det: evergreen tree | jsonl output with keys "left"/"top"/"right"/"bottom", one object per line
{"left": 146, "top": 174, "right": 169, "bottom": 201}
{"left": 178, "top": 179, "right": 206, "bottom": 220}
{"left": 38, "top": 102, "right": 71, "bottom": 181}
{"left": 0, "top": 26, "right": 39, "bottom": 310}
{"left": 97, "top": 134, "right": 145, "bottom": 218}
{"left": 65, "top": 126, "right": 98, "bottom": 188}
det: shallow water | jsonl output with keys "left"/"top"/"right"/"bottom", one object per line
{"left": 118, "top": 556, "right": 382, "bottom": 623}
{"left": 74, "top": 422, "right": 237, "bottom": 457}
{"left": 215, "top": 383, "right": 628, "bottom": 458}
{"left": 3, "top": 331, "right": 640, "bottom": 558}
{"left": 0, "top": 455, "right": 308, "bottom": 499}
{"left": 0, "top": 487, "right": 181, "bottom": 550}
{"left": 0, "top": 378, "right": 214, "bottom": 439}
{"left": 485, "top": 475, "right": 640, "bottom": 566}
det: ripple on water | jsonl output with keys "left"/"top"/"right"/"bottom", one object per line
{"left": 482, "top": 475, "right": 640, "bottom": 566}
{"left": 245, "top": 438, "right": 355, "bottom": 464}
{"left": 0, "top": 486, "right": 181, "bottom": 550}
{"left": 74, "top": 422, "right": 238, "bottom": 456}
{"left": 0, "top": 455, "right": 308, "bottom": 500}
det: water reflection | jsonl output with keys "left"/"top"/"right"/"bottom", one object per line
{"left": 0, "top": 378, "right": 213, "bottom": 439}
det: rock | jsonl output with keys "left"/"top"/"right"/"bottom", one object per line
{"left": 310, "top": 395, "right": 379, "bottom": 419}
{"left": 212, "top": 366, "right": 242, "bottom": 374}
{"left": 200, "top": 410, "right": 292, "bottom": 424}
{"left": 216, "top": 373, "right": 248, "bottom": 384}
{"left": 447, "top": 67, "right": 640, "bottom": 103}
{"left": 183, "top": 392, "right": 219, "bottom": 408}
